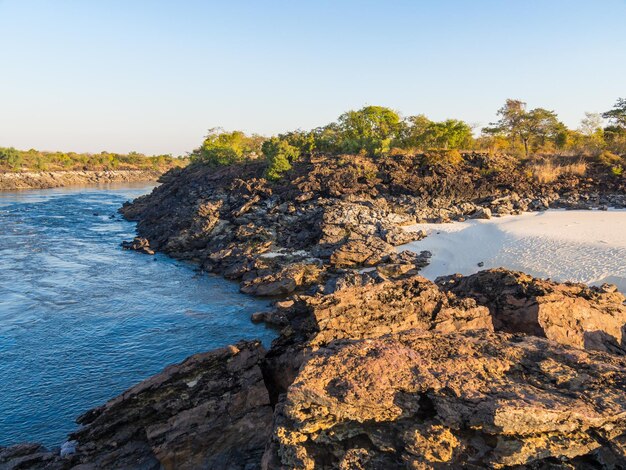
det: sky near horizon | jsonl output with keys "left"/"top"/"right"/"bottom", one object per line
{"left": 1, "top": 0, "right": 625, "bottom": 156}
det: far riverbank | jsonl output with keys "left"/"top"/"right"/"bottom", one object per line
{"left": 0, "top": 169, "right": 163, "bottom": 190}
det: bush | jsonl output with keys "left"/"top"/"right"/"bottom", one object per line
{"left": 597, "top": 150, "right": 623, "bottom": 166}
{"left": 531, "top": 161, "right": 587, "bottom": 183}
{"left": 262, "top": 137, "right": 300, "bottom": 181}
{"left": 0, "top": 147, "right": 186, "bottom": 172}
{"left": 0, "top": 147, "right": 22, "bottom": 170}
{"left": 423, "top": 149, "right": 463, "bottom": 166}
{"left": 191, "top": 128, "right": 263, "bottom": 166}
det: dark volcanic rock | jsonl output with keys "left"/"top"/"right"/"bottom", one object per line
{"left": 121, "top": 237, "right": 155, "bottom": 255}
{"left": 119, "top": 153, "right": 626, "bottom": 299}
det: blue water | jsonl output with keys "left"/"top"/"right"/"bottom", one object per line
{"left": 0, "top": 183, "right": 275, "bottom": 448}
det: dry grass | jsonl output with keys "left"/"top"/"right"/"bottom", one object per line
{"left": 531, "top": 161, "right": 587, "bottom": 184}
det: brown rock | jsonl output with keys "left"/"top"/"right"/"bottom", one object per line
{"left": 297, "top": 274, "right": 492, "bottom": 347}
{"left": 265, "top": 329, "right": 626, "bottom": 469}
{"left": 121, "top": 237, "right": 155, "bottom": 255}
{"left": 329, "top": 238, "right": 395, "bottom": 268}
{"left": 438, "top": 269, "right": 626, "bottom": 354}
{"left": 240, "top": 263, "right": 324, "bottom": 297}
{"left": 68, "top": 341, "right": 272, "bottom": 470}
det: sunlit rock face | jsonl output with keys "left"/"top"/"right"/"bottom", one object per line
{"left": 264, "top": 330, "right": 626, "bottom": 469}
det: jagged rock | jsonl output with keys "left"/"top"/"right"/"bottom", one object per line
{"left": 290, "top": 274, "right": 492, "bottom": 347}
{"left": 264, "top": 329, "right": 626, "bottom": 469}
{"left": 472, "top": 206, "right": 492, "bottom": 219}
{"left": 121, "top": 237, "right": 155, "bottom": 255}
{"left": 329, "top": 238, "right": 395, "bottom": 268}
{"left": 438, "top": 269, "right": 626, "bottom": 355}
{"left": 240, "top": 263, "right": 324, "bottom": 296}
{"left": 119, "top": 154, "right": 626, "bottom": 297}
{"left": 67, "top": 341, "right": 272, "bottom": 470}
{"left": 375, "top": 250, "right": 431, "bottom": 280}
{"left": 0, "top": 443, "right": 60, "bottom": 470}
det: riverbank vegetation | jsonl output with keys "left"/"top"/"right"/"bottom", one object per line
{"left": 0, "top": 148, "right": 188, "bottom": 173}
{"left": 189, "top": 98, "right": 626, "bottom": 181}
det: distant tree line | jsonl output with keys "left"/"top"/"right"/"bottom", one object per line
{"left": 190, "top": 97, "right": 626, "bottom": 180}
{"left": 0, "top": 148, "right": 188, "bottom": 172}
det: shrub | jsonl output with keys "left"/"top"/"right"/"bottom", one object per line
{"left": 597, "top": 150, "right": 623, "bottom": 167}
{"left": 191, "top": 128, "right": 263, "bottom": 166}
{"left": 531, "top": 161, "right": 587, "bottom": 183}
{"left": 262, "top": 137, "right": 300, "bottom": 181}
{"left": 423, "top": 149, "right": 463, "bottom": 166}
{"left": 0, "top": 147, "right": 23, "bottom": 170}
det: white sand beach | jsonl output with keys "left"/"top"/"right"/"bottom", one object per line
{"left": 399, "top": 210, "right": 626, "bottom": 293}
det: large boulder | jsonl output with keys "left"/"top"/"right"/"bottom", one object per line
{"left": 264, "top": 329, "right": 626, "bottom": 469}
{"left": 302, "top": 274, "right": 492, "bottom": 347}
{"left": 438, "top": 269, "right": 626, "bottom": 355}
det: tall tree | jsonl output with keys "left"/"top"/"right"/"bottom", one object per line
{"left": 484, "top": 99, "right": 564, "bottom": 156}
{"left": 337, "top": 106, "right": 401, "bottom": 156}
{"left": 602, "top": 98, "right": 626, "bottom": 128}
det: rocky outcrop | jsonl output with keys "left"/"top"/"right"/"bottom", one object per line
{"left": 264, "top": 329, "right": 626, "bottom": 469}
{"left": 0, "top": 341, "right": 272, "bottom": 470}
{"left": 240, "top": 263, "right": 325, "bottom": 297}
{"left": 438, "top": 268, "right": 626, "bottom": 355}
{"left": 0, "top": 170, "right": 163, "bottom": 190}
{"left": 4, "top": 270, "right": 626, "bottom": 469}
{"left": 119, "top": 153, "right": 626, "bottom": 301}
{"left": 295, "top": 274, "right": 492, "bottom": 347}
{"left": 72, "top": 341, "right": 272, "bottom": 470}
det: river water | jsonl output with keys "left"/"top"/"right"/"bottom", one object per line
{"left": 0, "top": 183, "right": 275, "bottom": 448}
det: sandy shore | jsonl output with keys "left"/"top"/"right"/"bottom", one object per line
{"left": 400, "top": 209, "right": 626, "bottom": 293}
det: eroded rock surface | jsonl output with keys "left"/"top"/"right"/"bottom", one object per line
{"left": 265, "top": 329, "right": 626, "bottom": 469}
{"left": 119, "top": 153, "right": 626, "bottom": 297}
{"left": 298, "top": 274, "right": 492, "bottom": 346}
{"left": 438, "top": 268, "right": 626, "bottom": 355}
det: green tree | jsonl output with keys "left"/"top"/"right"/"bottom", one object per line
{"left": 337, "top": 106, "right": 401, "bottom": 156}
{"left": 312, "top": 123, "right": 342, "bottom": 154}
{"left": 484, "top": 99, "right": 564, "bottom": 156}
{"left": 191, "top": 128, "right": 263, "bottom": 165}
{"left": 602, "top": 98, "right": 626, "bottom": 128}
{"left": 0, "top": 147, "right": 23, "bottom": 170}
{"left": 279, "top": 130, "right": 316, "bottom": 155}
{"left": 262, "top": 137, "right": 300, "bottom": 181}
{"left": 423, "top": 119, "right": 474, "bottom": 149}
{"left": 398, "top": 114, "right": 433, "bottom": 149}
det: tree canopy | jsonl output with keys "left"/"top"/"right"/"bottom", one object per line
{"left": 484, "top": 99, "right": 565, "bottom": 156}
{"left": 190, "top": 128, "right": 264, "bottom": 165}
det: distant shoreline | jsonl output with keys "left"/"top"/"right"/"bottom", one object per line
{"left": 0, "top": 169, "right": 163, "bottom": 190}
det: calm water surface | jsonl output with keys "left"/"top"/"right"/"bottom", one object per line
{"left": 0, "top": 183, "right": 275, "bottom": 447}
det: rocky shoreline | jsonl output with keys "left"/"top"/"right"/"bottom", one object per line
{"left": 0, "top": 169, "right": 163, "bottom": 190}
{"left": 3, "top": 152, "right": 626, "bottom": 469}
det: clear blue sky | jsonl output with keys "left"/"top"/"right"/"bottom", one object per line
{"left": 1, "top": 0, "right": 625, "bottom": 155}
